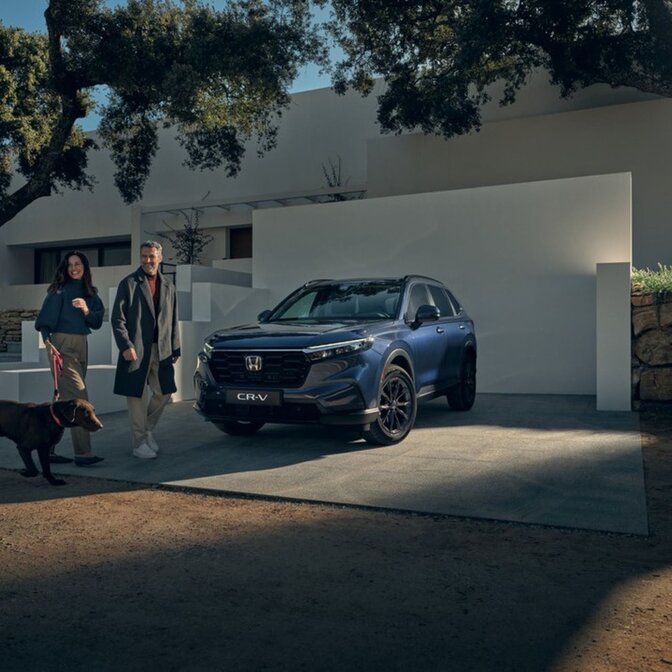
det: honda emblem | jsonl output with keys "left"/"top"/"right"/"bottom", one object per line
{"left": 245, "top": 355, "right": 263, "bottom": 372}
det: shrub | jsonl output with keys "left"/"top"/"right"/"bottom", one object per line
{"left": 632, "top": 263, "right": 672, "bottom": 303}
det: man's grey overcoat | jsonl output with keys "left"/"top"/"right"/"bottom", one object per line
{"left": 111, "top": 267, "right": 181, "bottom": 398}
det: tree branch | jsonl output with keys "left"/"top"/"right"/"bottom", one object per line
{"left": 0, "top": 3, "right": 87, "bottom": 227}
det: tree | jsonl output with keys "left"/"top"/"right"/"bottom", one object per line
{"left": 321, "top": 154, "right": 363, "bottom": 201}
{"left": 159, "top": 207, "right": 214, "bottom": 265}
{"left": 158, "top": 192, "right": 214, "bottom": 264}
{"left": 0, "top": 0, "right": 324, "bottom": 228}
{"left": 325, "top": 1, "right": 672, "bottom": 138}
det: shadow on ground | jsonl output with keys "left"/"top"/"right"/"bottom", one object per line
{"left": 0, "top": 394, "right": 646, "bottom": 534}
{"left": 0, "top": 412, "right": 670, "bottom": 671}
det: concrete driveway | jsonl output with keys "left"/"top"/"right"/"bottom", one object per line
{"left": 0, "top": 393, "right": 647, "bottom": 535}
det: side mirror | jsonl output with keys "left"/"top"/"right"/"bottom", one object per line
{"left": 413, "top": 304, "right": 440, "bottom": 327}
{"left": 257, "top": 309, "right": 272, "bottom": 323}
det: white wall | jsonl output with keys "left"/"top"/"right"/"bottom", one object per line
{"left": 367, "top": 98, "right": 671, "bottom": 269}
{"left": 0, "top": 85, "right": 382, "bottom": 308}
{"left": 253, "top": 173, "right": 632, "bottom": 395}
{"left": 0, "top": 86, "right": 381, "bottom": 251}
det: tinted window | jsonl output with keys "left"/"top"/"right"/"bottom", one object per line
{"left": 407, "top": 284, "right": 430, "bottom": 319}
{"left": 272, "top": 282, "right": 402, "bottom": 321}
{"left": 34, "top": 242, "right": 131, "bottom": 283}
{"left": 428, "top": 285, "right": 455, "bottom": 317}
{"left": 100, "top": 243, "right": 131, "bottom": 266}
{"left": 230, "top": 226, "right": 252, "bottom": 259}
{"left": 278, "top": 290, "right": 318, "bottom": 319}
{"left": 445, "top": 289, "right": 462, "bottom": 314}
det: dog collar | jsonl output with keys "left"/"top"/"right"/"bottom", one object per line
{"left": 49, "top": 404, "right": 63, "bottom": 428}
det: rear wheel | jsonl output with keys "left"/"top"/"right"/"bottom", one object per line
{"left": 214, "top": 420, "right": 265, "bottom": 436}
{"left": 447, "top": 353, "right": 476, "bottom": 411}
{"left": 362, "top": 365, "right": 417, "bottom": 445}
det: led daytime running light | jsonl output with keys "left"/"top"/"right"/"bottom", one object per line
{"left": 304, "top": 337, "right": 373, "bottom": 361}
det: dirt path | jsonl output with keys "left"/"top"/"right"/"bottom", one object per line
{"left": 1, "top": 412, "right": 671, "bottom": 672}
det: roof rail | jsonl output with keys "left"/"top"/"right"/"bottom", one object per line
{"left": 402, "top": 274, "right": 441, "bottom": 283}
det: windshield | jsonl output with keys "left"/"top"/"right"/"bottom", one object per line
{"left": 270, "top": 281, "right": 402, "bottom": 322}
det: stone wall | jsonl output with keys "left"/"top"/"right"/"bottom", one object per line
{"left": 632, "top": 293, "right": 672, "bottom": 403}
{"left": 0, "top": 309, "right": 38, "bottom": 352}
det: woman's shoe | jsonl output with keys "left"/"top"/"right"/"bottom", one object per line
{"left": 74, "top": 456, "right": 104, "bottom": 466}
{"left": 49, "top": 454, "right": 74, "bottom": 464}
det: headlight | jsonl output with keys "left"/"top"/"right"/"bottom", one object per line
{"left": 304, "top": 337, "right": 374, "bottom": 362}
{"left": 198, "top": 340, "right": 214, "bottom": 362}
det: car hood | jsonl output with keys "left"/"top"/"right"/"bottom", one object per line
{"left": 207, "top": 321, "right": 381, "bottom": 350}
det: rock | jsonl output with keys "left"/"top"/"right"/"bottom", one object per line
{"left": 632, "top": 293, "right": 654, "bottom": 307}
{"left": 633, "top": 328, "right": 672, "bottom": 366}
{"left": 660, "top": 302, "right": 672, "bottom": 329}
{"left": 632, "top": 305, "right": 658, "bottom": 336}
{"left": 640, "top": 369, "right": 672, "bottom": 401}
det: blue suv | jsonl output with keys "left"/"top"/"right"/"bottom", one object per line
{"left": 194, "top": 276, "right": 477, "bottom": 444}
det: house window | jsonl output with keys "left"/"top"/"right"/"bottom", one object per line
{"left": 34, "top": 241, "right": 131, "bottom": 284}
{"left": 229, "top": 226, "right": 252, "bottom": 259}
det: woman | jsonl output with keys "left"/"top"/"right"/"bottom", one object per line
{"left": 35, "top": 251, "right": 105, "bottom": 466}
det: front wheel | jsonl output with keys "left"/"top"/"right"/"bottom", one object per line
{"left": 362, "top": 365, "right": 417, "bottom": 445}
{"left": 214, "top": 420, "right": 265, "bottom": 436}
{"left": 447, "top": 353, "right": 476, "bottom": 411}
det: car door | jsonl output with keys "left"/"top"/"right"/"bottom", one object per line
{"left": 404, "top": 282, "right": 448, "bottom": 393}
{"left": 426, "top": 283, "right": 466, "bottom": 387}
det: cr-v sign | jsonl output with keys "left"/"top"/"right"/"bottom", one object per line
{"left": 236, "top": 392, "right": 269, "bottom": 402}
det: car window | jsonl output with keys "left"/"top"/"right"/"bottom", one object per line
{"left": 275, "top": 290, "right": 318, "bottom": 319}
{"left": 428, "top": 285, "right": 455, "bottom": 317}
{"left": 407, "top": 284, "right": 429, "bottom": 319}
{"left": 272, "top": 282, "right": 401, "bottom": 321}
{"left": 445, "top": 289, "right": 462, "bottom": 315}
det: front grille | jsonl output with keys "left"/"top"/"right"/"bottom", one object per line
{"left": 208, "top": 350, "right": 310, "bottom": 388}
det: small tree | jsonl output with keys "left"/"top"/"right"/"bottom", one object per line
{"left": 321, "top": 155, "right": 363, "bottom": 202}
{"left": 159, "top": 208, "right": 214, "bottom": 265}
{"left": 322, "top": 155, "right": 348, "bottom": 202}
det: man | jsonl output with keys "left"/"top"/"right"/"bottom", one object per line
{"left": 111, "top": 241, "right": 180, "bottom": 459}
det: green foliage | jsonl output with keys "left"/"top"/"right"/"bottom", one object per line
{"left": 325, "top": 1, "right": 672, "bottom": 138}
{"left": 0, "top": 21, "right": 96, "bottom": 196}
{"left": 159, "top": 205, "right": 214, "bottom": 265}
{"left": 0, "top": 0, "right": 325, "bottom": 225}
{"left": 632, "top": 264, "right": 672, "bottom": 303}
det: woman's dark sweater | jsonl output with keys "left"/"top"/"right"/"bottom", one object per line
{"left": 35, "top": 279, "right": 105, "bottom": 343}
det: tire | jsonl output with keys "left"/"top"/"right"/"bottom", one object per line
{"left": 362, "top": 365, "right": 417, "bottom": 445}
{"left": 447, "top": 353, "right": 476, "bottom": 411}
{"left": 214, "top": 420, "right": 265, "bottom": 436}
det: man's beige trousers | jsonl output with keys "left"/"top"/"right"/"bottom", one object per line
{"left": 127, "top": 343, "right": 172, "bottom": 449}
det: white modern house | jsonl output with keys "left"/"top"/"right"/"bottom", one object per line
{"left": 0, "top": 72, "right": 669, "bottom": 412}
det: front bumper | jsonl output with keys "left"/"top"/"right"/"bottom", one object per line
{"left": 193, "top": 356, "right": 380, "bottom": 427}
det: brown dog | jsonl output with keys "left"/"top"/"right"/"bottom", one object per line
{"left": 0, "top": 399, "right": 103, "bottom": 486}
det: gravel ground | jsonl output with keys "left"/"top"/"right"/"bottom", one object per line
{"left": 0, "top": 411, "right": 670, "bottom": 672}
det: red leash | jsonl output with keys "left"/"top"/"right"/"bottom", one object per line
{"left": 50, "top": 351, "right": 64, "bottom": 428}
{"left": 52, "top": 351, "right": 64, "bottom": 401}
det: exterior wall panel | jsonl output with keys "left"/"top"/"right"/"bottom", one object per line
{"left": 254, "top": 173, "right": 631, "bottom": 395}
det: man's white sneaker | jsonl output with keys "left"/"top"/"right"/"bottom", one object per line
{"left": 133, "top": 442, "right": 157, "bottom": 459}
{"left": 146, "top": 431, "right": 159, "bottom": 454}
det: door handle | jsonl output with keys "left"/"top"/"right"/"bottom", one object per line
{"left": 436, "top": 327, "right": 444, "bottom": 334}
